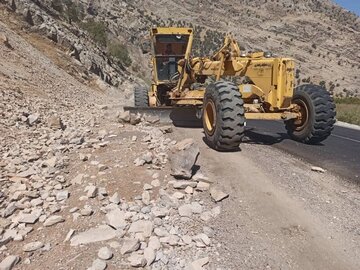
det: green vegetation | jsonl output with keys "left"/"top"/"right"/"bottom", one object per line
{"left": 107, "top": 42, "right": 132, "bottom": 67}
{"left": 335, "top": 98, "right": 360, "bottom": 125}
{"left": 52, "top": 0, "right": 84, "bottom": 22}
{"left": 80, "top": 19, "right": 108, "bottom": 46}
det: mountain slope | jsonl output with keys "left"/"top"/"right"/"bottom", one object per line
{"left": 1, "top": 0, "right": 359, "bottom": 97}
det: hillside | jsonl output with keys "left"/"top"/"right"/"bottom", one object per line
{"left": 1, "top": 0, "right": 360, "bottom": 98}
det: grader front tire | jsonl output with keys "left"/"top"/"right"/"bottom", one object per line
{"left": 285, "top": 84, "right": 336, "bottom": 144}
{"left": 134, "top": 86, "right": 149, "bottom": 107}
{"left": 203, "top": 81, "right": 245, "bottom": 151}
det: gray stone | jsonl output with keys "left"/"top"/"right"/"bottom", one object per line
{"left": 210, "top": 187, "right": 229, "bottom": 202}
{"left": 98, "top": 247, "right": 113, "bottom": 260}
{"left": 185, "top": 186, "right": 194, "bottom": 194}
{"left": 142, "top": 191, "right": 151, "bottom": 205}
{"left": 80, "top": 206, "right": 93, "bottom": 216}
{"left": 3, "top": 203, "right": 17, "bottom": 218}
{"left": 0, "top": 255, "right": 19, "bottom": 270}
{"left": 120, "top": 238, "right": 140, "bottom": 255}
{"left": 172, "top": 181, "right": 197, "bottom": 189}
{"left": 151, "top": 179, "right": 160, "bottom": 187}
{"left": 178, "top": 204, "right": 193, "bottom": 217}
{"left": 89, "top": 259, "right": 107, "bottom": 270}
{"left": 189, "top": 257, "right": 209, "bottom": 270}
{"left": 192, "top": 171, "right": 213, "bottom": 183}
{"left": 27, "top": 113, "right": 40, "bottom": 126}
{"left": 148, "top": 236, "right": 161, "bottom": 250}
{"left": 151, "top": 207, "right": 168, "bottom": 218}
{"left": 128, "top": 220, "right": 153, "bottom": 237}
{"left": 16, "top": 168, "right": 36, "bottom": 178}
{"left": 43, "top": 157, "right": 57, "bottom": 168}
{"left": 128, "top": 253, "right": 146, "bottom": 267}
{"left": 196, "top": 181, "right": 210, "bottom": 191}
{"left": 47, "top": 115, "right": 63, "bottom": 130}
{"left": 144, "top": 247, "right": 156, "bottom": 266}
{"left": 170, "top": 139, "right": 199, "bottom": 179}
{"left": 85, "top": 185, "right": 98, "bottom": 198}
{"left": 44, "top": 215, "right": 64, "bottom": 227}
{"left": 118, "top": 111, "right": 130, "bottom": 123}
{"left": 56, "top": 190, "right": 69, "bottom": 201}
{"left": 311, "top": 166, "right": 326, "bottom": 173}
{"left": 23, "top": 241, "right": 44, "bottom": 252}
{"left": 143, "top": 183, "right": 153, "bottom": 190}
{"left": 70, "top": 226, "right": 117, "bottom": 246}
{"left": 191, "top": 202, "right": 203, "bottom": 214}
{"left": 109, "top": 192, "right": 120, "bottom": 204}
{"left": 18, "top": 213, "right": 40, "bottom": 224}
{"left": 105, "top": 208, "right": 126, "bottom": 229}
{"left": 64, "top": 229, "right": 75, "bottom": 242}
{"left": 71, "top": 174, "right": 84, "bottom": 185}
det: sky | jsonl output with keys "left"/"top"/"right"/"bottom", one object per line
{"left": 334, "top": 0, "right": 360, "bottom": 16}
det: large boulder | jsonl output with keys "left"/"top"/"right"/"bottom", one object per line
{"left": 169, "top": 139, "right": 199, "bottom": 179}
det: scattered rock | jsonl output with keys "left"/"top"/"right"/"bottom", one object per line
{"left": 196, "top": 181, "right": 210, "bottom": 191}
{"left": 311, "top": 166, "right": 326, "bottom": 173}
{"left": 85, "top": 185, "right": 98, "bottom": 198}
{"left": 56, "top": 190, "right": 69, "bottom": 201}
{"left": 120, "top": 238, "right": 140, "bottom": 255}
{"left": 170, "top": 139, "right": 199, "bottom": 179}
{"left": 109, "top": 192, "right": 120, "bottom": 204}
{"left": 142, "top": 191, "right": 151, "bottom": 205}
{"left": 105, "top": 209, "right": 126, "bottom": 229}
{"left": 145, "top": 115, "right": 160, "bottom": 124}
{"left": 44, "top": 215, "right": 64, "bottom": 227}
{"left": 23, "top": 241, "right": 44, "bottom": 252}
{"left": 98, "top": 247, "right": 113, "bottom": 260}
{"left": 64, "top": 229, "right": 75, "bottom": 242}
{"left": 128, "top": 220, "right": 153, "bottom": 237}
{"left": 0, "top": 255, "right": 19, "bottom": 270}
{"left": 18, "top": 213, "right": 40, "bottom": 224}
{"left": 172, "top": 181, "right": 197, "bottom": 189}
{"left": 210, "top": 187, "right": 229, "bottom": 202}
{"left": 89, "top": 259, "right": 107, "bottom": 270}
{"left": 47, "top": 115, "right": 64, "bottom": 130}
{"left": 128, "top": 253, "right": 146, "bottom": 267}
{"left": 190, "top": 257, "right": 210, "bottom": 270}
{"left": 70, "top": 226, "right": 117, "bottom": 246}
{"left": 178, "top": 204, "right": 193, "bottom": 217}
{"left": 27, "top": 113, "right": 40, "bottom": 126}
{"left": 144, "top": 247, "right": 156, "bottom": 266}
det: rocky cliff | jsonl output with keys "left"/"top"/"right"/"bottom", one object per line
{"left": 1, "top": 0, "right": 359, "bottom": 97}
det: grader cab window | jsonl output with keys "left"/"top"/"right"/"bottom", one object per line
{"left": 154, "top": 35, "right": 189, "bottom": 81}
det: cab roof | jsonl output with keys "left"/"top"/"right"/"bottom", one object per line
{"left": 151, "top": 27, "right": 193, "bottom": 36}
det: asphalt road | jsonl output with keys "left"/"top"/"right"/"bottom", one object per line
{"left": 245, "top": 120, "right": 360, "bottom": 182}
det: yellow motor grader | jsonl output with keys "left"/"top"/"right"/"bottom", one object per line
{"left": 132, "top": 27, "right": 336, "bottom": 151}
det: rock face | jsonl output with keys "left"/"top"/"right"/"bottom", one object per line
{"left": 170, "top": 139, "right": 200, "bottom": 179}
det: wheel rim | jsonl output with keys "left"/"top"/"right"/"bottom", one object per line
{"left": 293, "top": 99, "right": 309, "bottom": 131}
{"left": 204, "top": 99, "right": 216, "bottom": 135}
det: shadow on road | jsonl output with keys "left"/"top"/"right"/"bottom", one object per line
{"left": 243, "top": 128, "right": 288, "bottom": 145}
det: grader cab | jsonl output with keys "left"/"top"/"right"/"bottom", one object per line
{"left": 133, "top": 27, "right": 336, "bottom": 151}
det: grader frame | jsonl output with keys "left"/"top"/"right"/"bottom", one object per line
{"left": 134, "top": 27, "right": 336, "bottom": 150}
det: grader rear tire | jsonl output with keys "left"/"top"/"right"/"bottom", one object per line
{"left": 203, "top": 80, "right": 245, "bottom": 151}
{"left": 134, "top": 86, "right": 149, "bottom": 107}
{"left": 285, "top": 84, "right": 336, "bottom": 144}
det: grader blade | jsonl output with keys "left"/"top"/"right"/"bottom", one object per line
{"left": 123, "top": 106, "right": 202, "bottom": 127}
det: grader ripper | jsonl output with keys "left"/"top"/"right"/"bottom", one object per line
{"left": 132, "top": 27, "right": 336, "bottom": 151}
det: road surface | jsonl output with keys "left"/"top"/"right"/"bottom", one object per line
{"left": 245, "top": 120, "right": 360, "bottom": 182}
